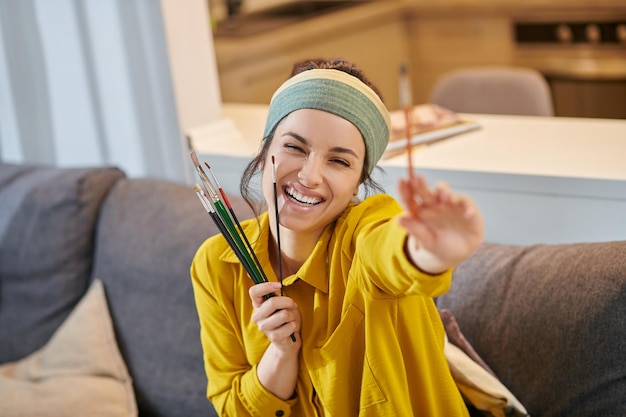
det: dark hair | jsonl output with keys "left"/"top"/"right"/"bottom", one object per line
{"left": 240, "top": 58, "right": 386, "bottom": 216}
{"left": 289, "top": 58, "right": 384, "bottom": 101}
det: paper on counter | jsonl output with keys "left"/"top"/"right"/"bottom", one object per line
{"left": 385, "top": 120, "right": 481, "bottom": 153}
{"left": 384, "top": 104, "right": 481, "bottom": 158}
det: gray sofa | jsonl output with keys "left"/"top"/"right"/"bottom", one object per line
{"left": 0, "top": 162, "right": 624, "bottom": 417}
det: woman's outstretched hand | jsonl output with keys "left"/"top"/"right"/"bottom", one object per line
{"left": 397, "top": 175, "right": 484, "bottom": 274}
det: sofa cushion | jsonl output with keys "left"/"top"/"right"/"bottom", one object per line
{"left": 0, "top": 279, "right": 137, "bottom": 417}
{"left": 437, "top": 241, "right": 626, "bottom": 417}
{"left": 92, "top": 177, "right": 254, "bottom": 416}
{"left": 0, "top": 163, "right": 125, "bottom": 363}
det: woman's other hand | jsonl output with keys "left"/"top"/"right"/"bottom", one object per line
{"left": 250, "top": 282, "right": 302, "bottom": 350}
{"left": 249, "top": 281, "right": 302, "bottom": 400}
{"left": 397, "top": 175, "right": 484, "bottom": 274}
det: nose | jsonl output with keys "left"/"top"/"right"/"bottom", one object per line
{"left": 297, "top": 155, "right": 323, "bottom": 188}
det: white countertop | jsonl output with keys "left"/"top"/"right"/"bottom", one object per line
{"left": 384, "top": 114, "right": 626, "bottom": 181}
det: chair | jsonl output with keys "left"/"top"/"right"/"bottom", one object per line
{"left": 429, "top": 66, "right": 554, "bottom": 116}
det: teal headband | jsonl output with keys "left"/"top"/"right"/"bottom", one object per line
{"left": 263, "top": 69, "right": 391, "bottom": 175}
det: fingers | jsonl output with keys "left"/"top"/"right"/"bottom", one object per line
{"left": 397, "top": 215, "right": 434, "bottom": 248}
{"left": 249, "top": 282, "right": 282, "bottom": 308}
{"left": 398, "top": 178, "right": 420, "bottom": 217}
{"left": 432, "top": 182, "right": 472, "bottom": 217}
{"left": 398, "top": 175, "right": 432, "bottom": 207}
{"left": 254, "top": 306, "right": 300, "bottom": 343}
{"left": 249, "top": 282, "right": 301, "bottom": 344}
{"left": 398, "top": 176, "right": 449, "bottom": 215}
{"left": 399, "top": 175, "right": 477, "bottom": 218}
{"left": 414, "top": 176, "right": 436, "bottom": 205}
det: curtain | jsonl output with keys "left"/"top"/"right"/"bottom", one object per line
{"left": 0, "top": 0, "right": 188, "bottom": 183}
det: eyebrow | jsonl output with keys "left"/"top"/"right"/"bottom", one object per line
{"left": 282, "top": 132, "right": 361, "bottom": 159}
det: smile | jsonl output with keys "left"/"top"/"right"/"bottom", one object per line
{"left": 285, "top": 186, "right": 324, "bottom": 206}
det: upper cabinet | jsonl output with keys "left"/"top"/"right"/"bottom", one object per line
{"left": 212, "top": 1, "right": 410, "bottom": 110}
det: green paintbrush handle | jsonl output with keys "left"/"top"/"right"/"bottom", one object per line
{"left": 214, "top": 200, "right": 265, "bottom": 284}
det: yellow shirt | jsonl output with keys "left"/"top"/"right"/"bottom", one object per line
{"left": 190, "top": 194, "right": 469, "bottom": 417}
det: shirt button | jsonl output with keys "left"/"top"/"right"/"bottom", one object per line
{"left": 275, "top": 411, "right": 284, "bottom": 417}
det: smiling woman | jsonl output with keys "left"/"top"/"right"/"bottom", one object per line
{"left": 190, "top": 58, "right": 485, "bottom": 417}
{"left": 262, "top": 108, "right": 365, "bottom": 239}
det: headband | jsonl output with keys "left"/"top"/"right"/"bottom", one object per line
{"left": 263, "top": 69, "right": 391, "bottom": 175}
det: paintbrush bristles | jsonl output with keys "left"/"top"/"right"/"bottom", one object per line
{"left": 190, "top": 151, "right": 219, "bottom": 200}
{"left": 205, "top": 162, "right": 222, "bottom": 188}
{"left": 399, "top": 63, "right": 413, "bottom": 109}
{"left": 205, "top": 162, "right": 234, "bottom": 208}
{"left": 193, "top": 184, "right": 212, "bottom": 213}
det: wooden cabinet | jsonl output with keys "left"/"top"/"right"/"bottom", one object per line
{"left": 549, "top": 78, "right": 626, "bottom": 119}
{"left": 406, "top": 16, "right": 514, "bottom": 103}
{"left": 213, "top": 2, "right": 411, "bottom": 110}
{"left": 213, "top": 0, "right": 626, "bottom": 117}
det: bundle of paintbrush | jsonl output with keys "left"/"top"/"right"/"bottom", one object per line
{"left": 190, "top": 150, "right": 268, "bottom": 286}
{"left": 190, "top": 151, "right": 295, "bottom": 342}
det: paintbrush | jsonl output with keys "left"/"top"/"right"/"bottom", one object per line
{"left": 271, "top": 156, "right": 284, "bottom": 295}
{"left": 399, "top": 63, "right": 419, "bottom": 217}
{"left": 272, "top": 156, "right": 295, "bottom": 342}
{"left": 193, "top": 184, "right": 261, "bottom": 282}
{"left": 190, "top": 151, "right": 265, "bottom": 284}
{"left": 204, "top": 161, "right": 268, "bottom": 284}
{"left": 191, "top": 153, "right": 295, "bottom": 341}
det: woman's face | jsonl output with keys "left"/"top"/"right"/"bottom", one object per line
{"left": 262, "top": 108, "right": 366, "bottom": 238}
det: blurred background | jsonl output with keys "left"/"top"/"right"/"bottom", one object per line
{"left": 209, "top": 0, "right": 626, "bottom": 118}
{"left": 1, "top": 0, "right": 624, "bottom": 183}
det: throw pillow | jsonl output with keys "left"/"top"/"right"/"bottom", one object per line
{"left": 0, "top": 279, "right": 137, "bottom": 417}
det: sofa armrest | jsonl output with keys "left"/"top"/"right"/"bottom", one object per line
{"left": 438, "top": 241, "right": 626, "bottom": 417}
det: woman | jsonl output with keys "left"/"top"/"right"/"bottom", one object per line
{"left": 191, "top": 58, "right": 484, "bottom": 416}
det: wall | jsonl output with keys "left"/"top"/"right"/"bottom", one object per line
{"left": 0, "top": 0, "right": 187, "bottom": 182}
{"left": 160, "top": 0, "right": 222, "bottom": 133}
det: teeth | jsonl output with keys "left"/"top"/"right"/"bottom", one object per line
{"left": 285, "top": 186, "right": 322, "bottom": 206}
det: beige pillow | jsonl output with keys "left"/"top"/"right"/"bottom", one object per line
{"left": 445, "top": 336, "right": 528, "bottom": 417}
{"left": 0, "top": 279, "right": 137, "bottom": 417}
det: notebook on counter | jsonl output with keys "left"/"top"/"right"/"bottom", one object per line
{"left": 384, "top": 104, "right": 481, "bottom": 157}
